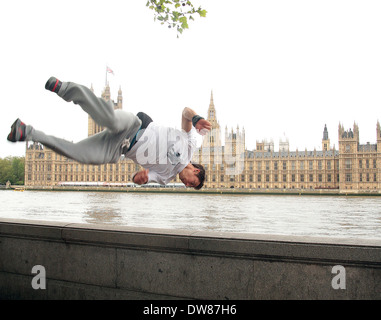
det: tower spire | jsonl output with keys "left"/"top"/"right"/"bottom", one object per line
{"left": 322, "top": 124, "right": 330, "bottom": 151}
{"left": 207, "top": 90, "right": 216, "bottom": 122}
{"left": 202, "top": 90, "right": 221, "bottom": 151}
{"left": 323, "top": 124, "right": 329, "bottom": 140}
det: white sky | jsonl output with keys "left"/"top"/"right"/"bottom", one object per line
{"left": 1, "top": 0, "right": 380, "bottom": 158}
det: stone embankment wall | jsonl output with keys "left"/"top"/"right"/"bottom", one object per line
{"left": 0, "top": 218, "right": 380, "bottom": 299}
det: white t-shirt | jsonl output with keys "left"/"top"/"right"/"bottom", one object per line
{"left": 126, "top": 123, "right": 197, "bottom": 185}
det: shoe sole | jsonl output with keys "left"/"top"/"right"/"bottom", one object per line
{"left": 45, "top": 76, "right": 61, "bottom": 93}
{"left": 7, "top": 118, "right": 25, "bottom": 142}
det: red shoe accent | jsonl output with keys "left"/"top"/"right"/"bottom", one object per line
{"left": 52, "top": 79, "right": 59, "bottom": 92}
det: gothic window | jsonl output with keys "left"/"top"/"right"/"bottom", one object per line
{"left": 345, "top": 159, "right": 351, "bottom": 169}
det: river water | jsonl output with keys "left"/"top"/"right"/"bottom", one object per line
{"left": 0, "top": 190, "right": 380, "bottom": 240}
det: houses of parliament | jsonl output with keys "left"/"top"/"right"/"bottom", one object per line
{"left": 25, "top": 83, "right": 381, "bottom": 193}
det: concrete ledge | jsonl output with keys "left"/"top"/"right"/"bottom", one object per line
{"left": 23, "top": 185, "right": 381, "bottom": 196}
{"left": 0, "top": 218, "right": 380, "bottom": 299}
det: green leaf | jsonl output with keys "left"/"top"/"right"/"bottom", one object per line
{"left": 172, "top": 11, "right": 180, "bottom": 20}
{"left": 198, "top": 9, "right": 207, "bottom": 17}
{"left": 179, "top": 16, "right": 188, "bottom": 29}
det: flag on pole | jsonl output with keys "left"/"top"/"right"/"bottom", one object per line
{"left": 106, "top": 66, "right": 114, "bottom": 75}
{"left": 105, "top": 66, "right": 115, "bottom": 86}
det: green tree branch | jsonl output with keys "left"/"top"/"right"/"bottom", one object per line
{"left": 146, "top": 0, "right": 207, "bottom": 37}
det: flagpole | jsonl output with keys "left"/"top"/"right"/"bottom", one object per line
{"left": 105, "top": 66, "right": 114, "bottom": 86}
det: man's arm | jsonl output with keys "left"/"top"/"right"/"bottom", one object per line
{"left": 182, "top": 107, "right": 196, "bottom": 132}
{"left": 182, "top": 107, "right": 212, "bottom": 134}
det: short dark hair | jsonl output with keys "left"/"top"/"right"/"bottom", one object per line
{"left": 192, "top": 163, "right": 205, "bottom": 190}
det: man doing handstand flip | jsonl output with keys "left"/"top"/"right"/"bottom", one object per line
{"left": 7, "top": 77, "right": 211, "bottom": 189}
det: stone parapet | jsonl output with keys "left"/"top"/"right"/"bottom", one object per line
{"left": 0, "top": 218, "right": 380, "bottom": 299}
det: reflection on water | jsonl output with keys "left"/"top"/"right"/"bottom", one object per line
{"left": 85, "top": 193, "right": 122, "bottom": 223}
{"left": 0, "top": 190, "right": 380, "bottom": 240}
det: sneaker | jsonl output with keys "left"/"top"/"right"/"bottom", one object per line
{"left": 7, "top": 118, "right": 27, "bottom": 142}
{"left": 45, "top": 76, "right": 62, "bottom": 94}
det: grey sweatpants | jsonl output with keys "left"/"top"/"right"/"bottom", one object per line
{"left": 27, "top": 82, "right": 142, "bottom": 164}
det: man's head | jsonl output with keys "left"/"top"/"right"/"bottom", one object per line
{"left": 179, "top": 163, "right": 205, "bottom": 190}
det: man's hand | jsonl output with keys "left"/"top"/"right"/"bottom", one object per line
{"left": 182, "top": 107, "right": 212, "bottom": 134}
{"left": 133, "top": 169, "right": 149, "bottom": 185}
{"left": 195, "top": 118, "right": 212, "bottom": 136}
